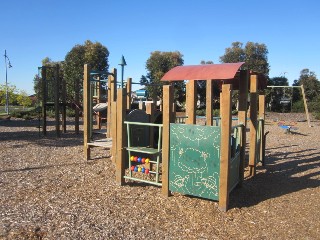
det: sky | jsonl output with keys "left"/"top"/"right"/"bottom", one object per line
{"left": 0, "top": 0, "right": 319, "bottom": 95}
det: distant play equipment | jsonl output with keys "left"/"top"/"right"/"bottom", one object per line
{"left": 267, "top": 85, "right": 311, "bottom": 127}
{"left": 277, "top": 121, "right": 298, "bottom": 133}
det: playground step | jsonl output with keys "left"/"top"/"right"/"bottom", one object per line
{"left": 87, "top": 138, "right": 112, "bottom": 148}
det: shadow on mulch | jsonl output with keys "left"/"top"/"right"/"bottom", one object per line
{"left": 229, "top": 147, "right": 320, "bottom": 209}
{"left": 0, "top": 161, "right": 88, "bottom": 174}
{"left": 0, "top": 119, "right": 85, "bottom": 147}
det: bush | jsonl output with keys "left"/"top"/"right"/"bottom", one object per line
{"left": 292, "top": 100, "right": 305, "bottom": 113}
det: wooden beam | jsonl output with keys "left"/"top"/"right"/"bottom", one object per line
{"left": 75, "top": 76, "right": 80, "bottom": 134}
{"left": 83, "top": 64, "right": 91, "bottom": 160}
{"left": 126, "top": 78, "right": 132, "bottom": 110}
{"left": 186, "top": 80, "right": 197, "bottom": 124}
{"left": 259, "top": 94, "right": 266, "bottom": 166}
{"left": 206, "top": 80, "right": 213, "bottom": 126}
{"left": 54, "top": 65, "right": 60, "bottom": 137}
{"left": 41, "top": 67, "right": 47, "bottom": 136}
{"left": 301, "top": 85, "right": 311, "bottom": 127}
{"left": 219, "top": 84, "right": 232, "bottom": 212}
{"left": 162, "top": 85, "right": 174, "bottom": 196}
{"left": 249, "top": 74, "right": 258, "bottom": 176}
{"left": 111, "top": 101, "right": 117, "bottom": 164}
{"left": 116, "top": 88, "right": 127, "bottom": 185}
{"left": 238, "top": 70, "right": 249, "bottom": 185}
{"left": 146, "top": 102, "right": 155, "bottom": 147}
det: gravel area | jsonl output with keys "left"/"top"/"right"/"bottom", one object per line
{"left": 0, "top": 113, "right": 319, "bottom": 239}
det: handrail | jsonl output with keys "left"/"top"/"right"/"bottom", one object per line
{"left": 124, "top": 121, "right": 163, "bottom": 127}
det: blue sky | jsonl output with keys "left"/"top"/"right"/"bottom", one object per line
{"left": 0, "top": 0, "right": 319, "bottom": 95}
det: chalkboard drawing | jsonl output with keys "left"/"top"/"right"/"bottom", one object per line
{"left": 169, "top": 124, "right": 221, "bottom": 200}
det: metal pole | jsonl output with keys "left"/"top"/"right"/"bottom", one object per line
{"left": 4, "top": 50, "right": 9, "bottom": 115}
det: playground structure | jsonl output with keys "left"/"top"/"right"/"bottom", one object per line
{"left": 99, "top": 62, "right": 268, "bottom": 211}
{"left": 38, "top": 65, "right": 81, "bottom": 136}
{"left": 39, "top": 65, "right": 66, "bottom": 137}
{"left": 267, "top": 85, "right": 311, "bottom": 127}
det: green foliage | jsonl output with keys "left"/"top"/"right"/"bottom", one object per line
{"left": 141, "top": 51, "right": 184, "bottom": 102}
{"left": 294, "top": 69, "right": 320, "bottom": 102}
{"left": 220, "top": 41, "right": 270, "bottom": 77}
{"left": 292, "top": 100, "right": 305, "bottom": 113}
{"left": 64, "top": 40, "right": 109, "bottom": 102}
{"left": 0, "top": 84, "right": 18, "bottom": 106}
{"left": 16, "top": 90, "right": 32, "bottom": 107}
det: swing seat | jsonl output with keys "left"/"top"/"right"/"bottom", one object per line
{"left": 279, "top": 125, "right": 298, "bottom": 133}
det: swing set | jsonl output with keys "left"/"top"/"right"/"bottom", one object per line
{"left": 267, "top": 85, "right": 311, "bottom": 127}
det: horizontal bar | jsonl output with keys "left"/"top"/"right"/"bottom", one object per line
{"left": 123, "top": 176, "right": 162, "bottom": 186}
{"left": 232, "top": 124, "right": 244, "bottom": 130}
{"left": 124, "top": 121, "right": 163, "bottom": 127}
{"left": 267, "top": 86, "right": 301, "bottom": 88}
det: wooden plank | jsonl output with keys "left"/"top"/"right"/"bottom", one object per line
{"left": 54, "top": 64, "right": 60, "bottom": 137}
{"left": 259, "top": 94, "right": 266, "bottom": 165}
{"left": 126, "top": 78, "right": 132, "bottom": 110}
{"left": 162, "top": 85, "right": 174, "bottom": 196}
{"left": 186, "top": 80, "right": 197, "bottom": 124}
{"left": 219, "top": 84, "right": 232, "bottom": 212}
{"left": 238, "top": 70, "right": 249, "bottom": 186}
{"left": 249, "top": 74, "right": 258, "bottom": 176}
{"left": 206, "top": 80, "right": 213, "bottom": 126}
{"left": 62, "top": 78, "right": 67, "bottom": 133}
{"left": 75, "top": 77, "right": 80, "bottom": 134}
{"left": 146, "top": 103, "right": 155, "bottom": 147}
{"left": 301, "top": 85, "right": 311, "bottom": 127}
{"left": 87, "top": 138, "right": 112, "bottom": 148}
{"left": 41, "top": 67, "right": 47, "bottom": 136}
{"left": 107, "top": 73, "right": 112, "bottom": 138}
{"left": 83, "top": 64, "right": 91, "bottom": 160}
{"left": 116, "top": 88, "right": 127, "bottom": 185}
{"left": 111, "top": 101, "right": 117, "bottom": 163}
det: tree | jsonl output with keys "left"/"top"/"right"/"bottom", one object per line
{"left": 141, "top": 51, "right": 184, "bottom": 103}
{"left": 295, "top": 69, "right": 320, "bottom": 101}
{"left": 0, "top": 84, "right": 17, "bottom": 107}
{"left": 220, "top": 41, "right": 270, "bottom": 77}
{"left": 16, "top": 90, "right": 32, "bottom": 108}
{"left": 63, "top": 40, "right": 109, "bottom": 102}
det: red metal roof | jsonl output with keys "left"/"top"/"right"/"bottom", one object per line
{"left": 161, "top": 62, "right": 245, "bottom": 81}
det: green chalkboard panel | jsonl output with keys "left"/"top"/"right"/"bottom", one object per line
{"left": 169, "top": 124, "right": 221, "bottom": 200}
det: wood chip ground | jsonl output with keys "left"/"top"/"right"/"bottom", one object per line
{"left": 0, "top": 113, "right": 319, "bottom": 239}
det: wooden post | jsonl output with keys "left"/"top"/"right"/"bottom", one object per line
{"left": 96, "top": 76, "right": 102, "bottom": 129}
{"left": 126, "top": 78, "right": 132, "bottom": 110}
{"left": 238, "top": 70, "right": 249, "bottom": 185}
{"left": 107, "top": 68, "right": 117, "bottom": 138}
{"left": 62, "top": 77, "right": 67, "bottom": 133}
{"left": 75, "top": 77, "right": 80, "bottom": 134}
{"left": 146, "top": 102, "right": 155, "bottom": 147}
{"left": 259, "top": 94, "right": 266, "bottom": 165}
{"left": 219, "top": 84, "right": 232, "bottom": 212}
{"left": 162, "top": 85, "right": 174, "bottom": 196}
{"left": 186, "top": 80, "right": 197, "bottom": 124}
{"left": 206, "top": 80, "right": 213, "bottom": 126}
{"left": 301, "top": 85, "right": 311, "bottom": 127}
{"left": 41, "top": 66, "right": 47, "bottom": 136}
{"left": 83, "top": 64, "right": 91, "bottom": 160}
{"left": 54, "top": 64, "right": 60, "bottom": 137}
{"left": 116, "top": 88, "right": 127, "bottom": 185}
{"left": 249, "top": 74, "right": 258, "bottom": 176}
{"left": 111, "top": 101, "right": 117, "bottom": 164}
